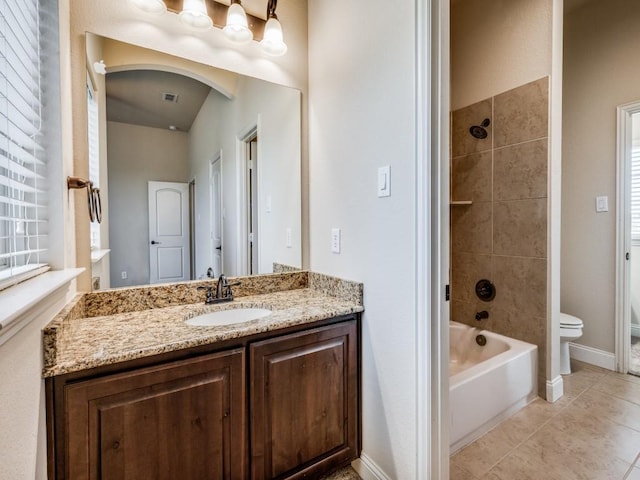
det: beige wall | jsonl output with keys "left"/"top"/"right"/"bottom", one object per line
{"left": 308, "top": 0, "right": 419, "bottom": 476}
{"left": 562, "top": 0, "right": 640, "bottom": 353}
{"left": 188, "top": 78, "right": 302, "bottom": 278}
{"left": 451, "top": 0, "right": 552, "bottom": 110}
{"left": 106, "top": 121, "right": 189, "bottom": 287}
{"left": 66, "top": 0, "right": 309, "bottom": 291}
{"left": 451, "top": 78, "right": 550, "bottom": 389}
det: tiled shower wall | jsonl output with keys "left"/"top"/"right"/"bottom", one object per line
{"left": 450, "top": 77, "right": 549, "bottom": 386}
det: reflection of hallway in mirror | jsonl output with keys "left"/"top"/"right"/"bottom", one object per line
{"left": 246, "top": 135, "right": 258, "bottom": 275}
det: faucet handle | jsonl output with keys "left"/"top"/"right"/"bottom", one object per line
{"left": 197, "top": 285, "right": 215, "bottom": 304}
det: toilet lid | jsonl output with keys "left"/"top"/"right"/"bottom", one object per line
{"left": 560, "top": 312, "right": 583, "bottom": 328}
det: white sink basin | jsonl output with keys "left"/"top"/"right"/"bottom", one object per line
{"left": 185, "top": 307, "right": 272, "bottom": 327}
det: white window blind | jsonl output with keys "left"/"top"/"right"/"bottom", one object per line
{"left": 631, "top": 145, "right": 640, "bottom": 241}
{"left": 0, "top": 0, "right": 48, "bottom": 289}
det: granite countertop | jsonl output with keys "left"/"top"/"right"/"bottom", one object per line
{"left": 43, "top": 271, "right": 363, "bottom": 378}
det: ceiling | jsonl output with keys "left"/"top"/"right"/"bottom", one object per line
{"left": 105, "top": 70, "right": 213, "bottom": 132}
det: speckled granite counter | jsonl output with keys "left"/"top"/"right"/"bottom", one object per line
{"left": 42, "top": 271, "right": 363, "bottom": 377}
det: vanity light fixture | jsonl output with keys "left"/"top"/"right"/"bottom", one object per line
{"left": 223, "top": 0, "right": 253, "bottom": 44}
{"left": 127, "top": 0, "right": 287, "bottom": 55}
{"left": 127, "top": 0, "right": 167, "bottom": 14}
{"left": 179, "top": 0, "right": 213, "bottom": 29}
{"left": 260, "top": 0, "right": 287, "bottom": 56}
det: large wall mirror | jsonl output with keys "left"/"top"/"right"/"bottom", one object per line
{"left": 85, "top": 33, "right": 302, "bottom": 290}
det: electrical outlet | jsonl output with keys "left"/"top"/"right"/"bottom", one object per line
{"left": 121, "top": 271, "right": 127, "bottom": 279}
{"left": 331, "top": 228, "right": 341, "bottom": 254}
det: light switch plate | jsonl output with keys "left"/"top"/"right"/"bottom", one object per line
{"left": 378, "top": 166, "right": 390, "bottom": 197}
{"left": 596, "top": 195, "right": 609, "bottom": 213}
{"left": 286, "top": 228, "right": 292, "bottom": 248}
{"left": 331, "top": 228, "right": 341, "bottom": 253}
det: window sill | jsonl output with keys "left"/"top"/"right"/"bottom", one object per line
{"left": 0, "top": 268, "right": 84, "bottom": 346}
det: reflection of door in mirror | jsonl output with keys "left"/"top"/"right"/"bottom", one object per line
{"left": 148, "top": 181, "right": 191, "bottom": 284}
{"left": 247, "top": 136, "right": 258, "bottom": 275}
{"left": 210, "top": 153, "right": 222, "bottom": 278}
{"left": 86, "top": 33, "right": 302, "bottom": 290}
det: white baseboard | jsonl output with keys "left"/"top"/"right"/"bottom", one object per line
{"left": 352, "top": 454, "right": 391, "bottom": 480}
{"left": 632, "top": 324, "right": 640, "bottom": 338}
{"left": 546, "top": 375, "right": 564, "bottom": 403}
{"left": 569, "top": 342, "right": 616, "bottom": 371}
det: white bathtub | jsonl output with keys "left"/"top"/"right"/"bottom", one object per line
{"left": 450, "top": 321, "right": 538, "bottom": 453}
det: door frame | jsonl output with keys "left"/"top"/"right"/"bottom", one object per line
{"left": 210, "top": 150, "right": 223, "bottom": 277}
{"left": 615, "top": 100, "right": 640, "bottom": 373}
{"left": 235, "top": 120, "right": 261, "bottom": 276}
{"left": 418, "top": 0, "right": 449, "bottom": 477}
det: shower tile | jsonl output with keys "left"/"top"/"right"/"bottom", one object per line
{"left": 451, "top": 252, "right": 492, "bottom": 304}
{"left": 492, "top": 256, "right": 546, "bottom": 318}
{"left": 451, "top": 299, "right": 493, "bottom": 327}
{"left": 493, "top": 199, "right": 547, "bottom": 258}
{"left": 452, "top": 151, "right": 493, "bottom": 203}
{"left": 451, "top": 202, "right": 492, "bottom": 254}
{"left": 452, "top": 99, "right": 493, "bottom": 157}
{"left": 494, "top": 139, "right": 548, "bottom": 201}
{"left": 494, "top": 77, "right": 549, "bottom": 148}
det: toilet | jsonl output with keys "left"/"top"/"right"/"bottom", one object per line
{"left": 560, "top": 312, "right": 584, "bottom": 375}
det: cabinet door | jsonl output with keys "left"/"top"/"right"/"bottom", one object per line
{"left": 65, "top": 349, "right": 246, "bottom": 480}
{"left": 250, "top": 321, "right": 358, "bottom": 480}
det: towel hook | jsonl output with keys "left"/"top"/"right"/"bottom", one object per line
{"left": 67, "top": 176, "right": 102, "bottom": 224}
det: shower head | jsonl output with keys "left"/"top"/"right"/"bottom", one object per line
{"left": 469, "top": 118, "right": 491, "bottom": 139}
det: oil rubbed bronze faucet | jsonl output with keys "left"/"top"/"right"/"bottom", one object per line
{"left": 475, "top": 310, "right": 489, "bottom": 321}
{"left": 198, "top": 274, "right": 241, "bottom": 304}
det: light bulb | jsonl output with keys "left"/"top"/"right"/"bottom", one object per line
{"left": 223, "top": 3, "right": 253, "bottom": 44}
{"left": 260, "top": 17, "right": 287, "bottom": 56}
{"left": 179, "top": 0, "right": 213, "bottom": 28}
{"left": 127, "top": 0, "right": 167, "bottom": 14}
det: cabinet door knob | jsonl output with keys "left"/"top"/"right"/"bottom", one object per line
{"left": 151, "top": 240, "right": 161, "bottom": 245}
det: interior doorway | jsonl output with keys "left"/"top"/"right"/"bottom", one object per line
{"left": 616, "top": 101, "right": 640, "bottom": 375}
{"left": 210, "top": 152, "right": 222, "bottom": 278}
{"left": 237, "top": 124, "right": 259, "bottom": 276}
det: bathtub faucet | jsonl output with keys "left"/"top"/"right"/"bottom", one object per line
{"left": 475, "top": 310, "right": 489, "bottom": 321}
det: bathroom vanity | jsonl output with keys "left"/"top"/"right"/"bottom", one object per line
{"left": 43, "top": 271, "right": 363, "bottom": 480}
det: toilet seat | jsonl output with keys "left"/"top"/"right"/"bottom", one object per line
{"left": 560, "top": 312, "right": 583, "bottom": 329}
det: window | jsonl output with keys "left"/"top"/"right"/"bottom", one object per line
{"left": 632, "top": 143, "right": 640, "bottom": 242}
{"left": 0, "top": 0, "right": 49, "bottom": 290}
{"left": 87, "top": 80, "right": 100, "bottom": 249}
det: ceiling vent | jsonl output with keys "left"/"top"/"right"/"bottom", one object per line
{"left": 162, "top": 92, "right": 179, "bottom": 103}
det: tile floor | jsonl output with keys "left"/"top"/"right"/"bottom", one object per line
{"left": 631, "top": 336, "right": 640, "bottom": 376}
{"left": 321, "top": 466, "right": 361, "bottom": 479}
{"left": 451, "top": 360, "right": 640, "bottom": 479}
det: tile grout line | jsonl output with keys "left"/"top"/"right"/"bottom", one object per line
{"left": 480, "top": 397, "right": 573, "bottom": 477}
{"left": 481, "top": 379, "right": 601, "bottom": 477}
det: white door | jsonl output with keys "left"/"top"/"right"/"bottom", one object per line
{"left": 211, "top": 155, "right": 222, "bottom": 277}
{"left": 148, "top": 181, "right": 190, "bottom": 284}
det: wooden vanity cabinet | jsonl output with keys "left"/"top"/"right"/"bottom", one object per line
{"left": 61, "top": 348, "right": 246, "bottom": 480}
{"left": 48, "top": 317, "right": 359, "bottom": 480}
{"left": 250, "top": 320, "right": 359, "bottom": 480}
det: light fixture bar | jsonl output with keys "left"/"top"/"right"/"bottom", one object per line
{"left": 163, "top": 0, "right": 265, "bottom": 40}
